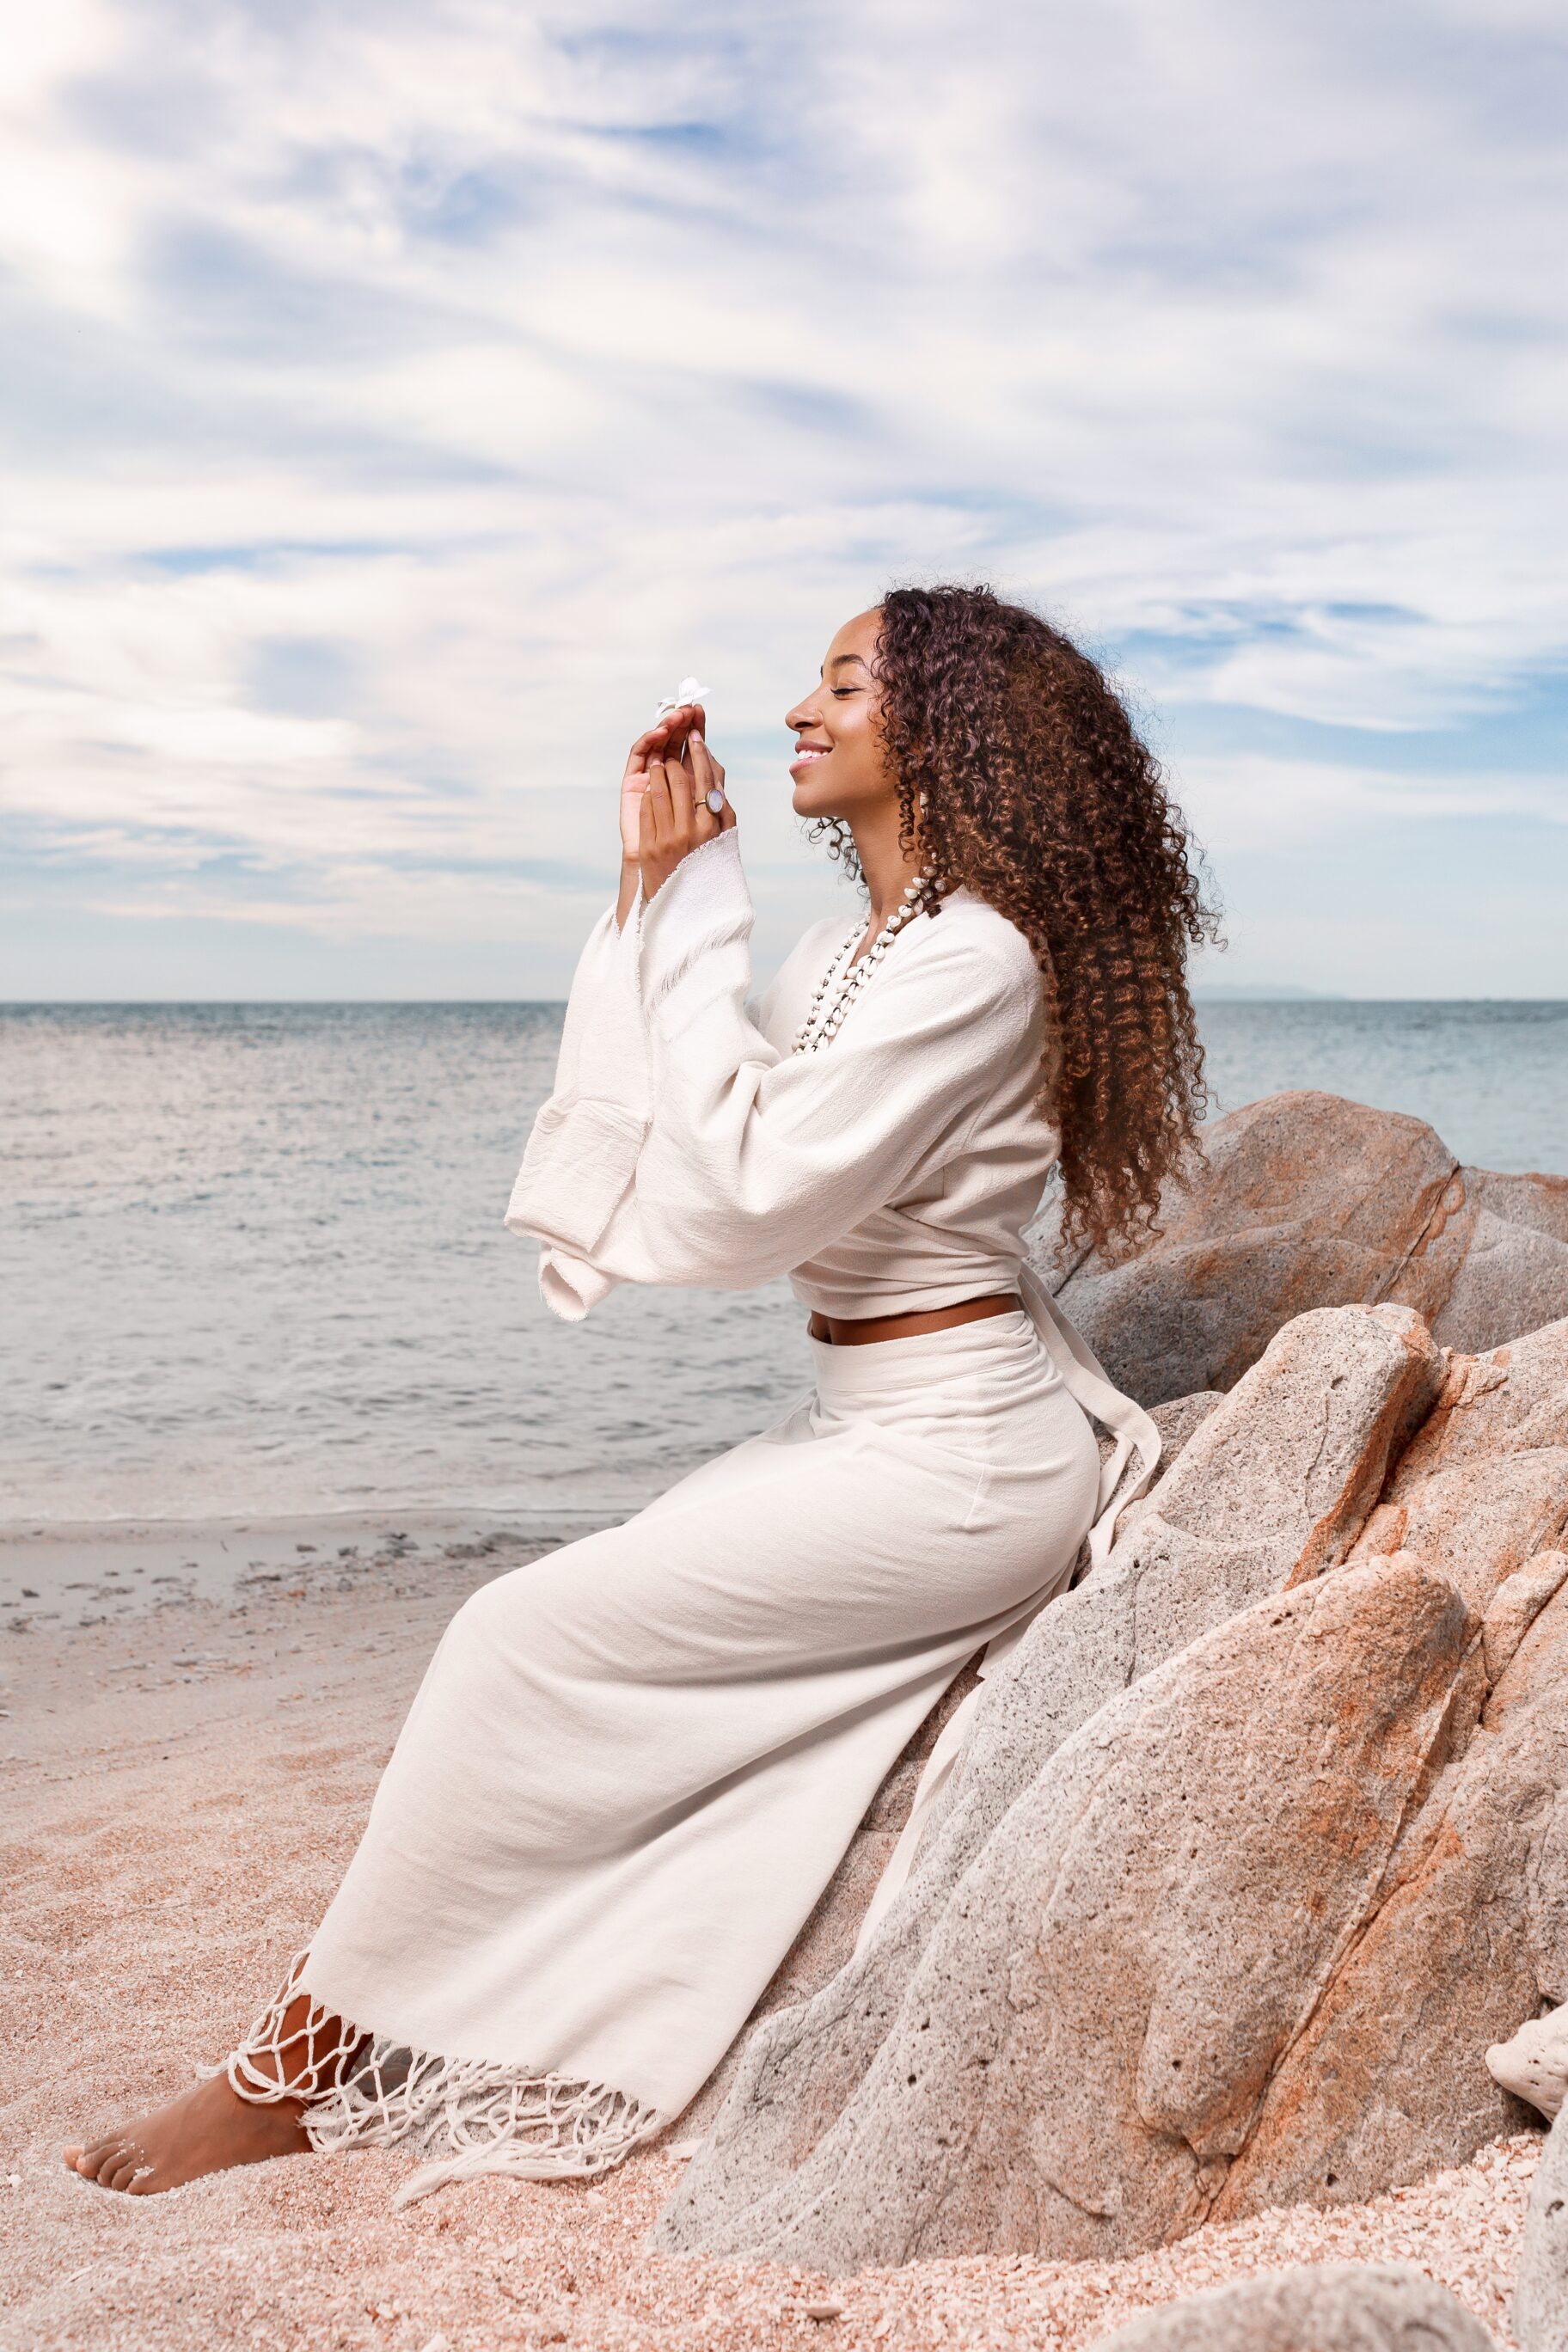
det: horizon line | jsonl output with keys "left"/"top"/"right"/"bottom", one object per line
{"left": 4, "top": 995, "right": 1568, "bottom": 1012}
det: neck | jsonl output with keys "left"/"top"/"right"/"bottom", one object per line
{"left": 848, "top": 812, "right": 925, "bottom": 932}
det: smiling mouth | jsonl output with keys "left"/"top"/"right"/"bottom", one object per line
{"left": 790, "top": 745, "right": 830, "bottom": 768}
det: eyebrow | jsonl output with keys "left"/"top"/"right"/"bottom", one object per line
{"left": 826, "top": 653, "right": 870, "bottom": 673}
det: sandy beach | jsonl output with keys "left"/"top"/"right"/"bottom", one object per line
{"left": 2, "top": 1525, "right": 1545, "bottom": 2350}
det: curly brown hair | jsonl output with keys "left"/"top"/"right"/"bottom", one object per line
{"left": 808, "top": 584, "right": 1219, "bottom": 1264}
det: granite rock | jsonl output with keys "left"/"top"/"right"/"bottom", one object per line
{"left": 1489, "top": 1999, "right": 1568, "bottom": 2123}
{"left": 1351, "top": 1317, "right": 1568, "bottom": 1612}
{"left": 1034, "top": 1089, "right": 1568, "bottom": 1406}
{"left": 1434, "top": 1169, "right": 1568, "bottom": 1357}
{"left": 661, "top": 1316, "right": 1568, "bottom": 2271}
{"left": 662, "top": 1557, "right": 1476, "bottom": 2269}
{"left": 1088, "top": 2262, "right": 1492, "bottom": 2352}
{"left": 1514, "top": 2106, "right": 1568, "bottom": 2351}
{"left": 1204, "top": 1557, "right": 1568, "bottom": 2227}
{"left": 654, "top": 1305, "right": 1441, "bottom": 2254}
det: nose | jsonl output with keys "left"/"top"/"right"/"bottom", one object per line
{"left": 785, "top": 689, "right": 822, "bottom": 733}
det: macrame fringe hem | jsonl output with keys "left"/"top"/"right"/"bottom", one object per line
{"left": 225, "top": 1950, "right": 667, "bottom": 2208}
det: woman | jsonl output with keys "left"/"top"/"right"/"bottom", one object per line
{"left": 64, "top": 585, "right": 1215, "bottom": 2202}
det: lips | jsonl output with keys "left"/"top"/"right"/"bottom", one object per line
{"left": 790, "top": 744, "right": 830, "bottom": 769}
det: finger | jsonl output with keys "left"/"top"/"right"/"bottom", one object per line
{"left": 667, "top": 744, "right": 696, "bottom": 850}
{"left": 693, "top": 734, "right": 737, "bottom": 832}
{"left": 623, "top": 719, "right": 681, "bottom": 783}
{"left": 640, "top": 763, "right": 683, "bottom": 891}
{"left": 690, "top": 766, "right": 720, "bottom": 842}
{"left": 695, "top": 735, "right": 726, "bottom": 798}
{"left": 622, "top": 731, "right": 658, "bottom": 782}
{"left": 645, "top": 753, "right": 669, "bottom": 832}
{"left": 646, "top": 756, "right": 678, "bottom": 854}
{"left": 667, "top": 731, "right": 709, "bottom": 841}
{"left": 687, "top": 732, "right": 723, "bottom": 821}
{"left": 687, "top": 730, "right": 714, "bottom": 793}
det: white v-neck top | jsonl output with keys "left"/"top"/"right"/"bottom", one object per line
{"left": 505, "top": 828, "right": 1061, "bottom": 1324}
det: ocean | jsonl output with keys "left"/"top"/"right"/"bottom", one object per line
{"left": 4, "top": 999, "right": 1566, "bottom": 1528}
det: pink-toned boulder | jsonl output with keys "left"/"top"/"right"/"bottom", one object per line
{"left": 660, "top": 1314, "right": 1568, "bottom": 2274}
{"left": 1350, "top": 1315, "right": 1568, "bottom": 1610}
{"left": 1515, "top": 2106, "right": 1568, "bottom": 2349}
{"left": 658, "top": 1306, "right": 1441, "bottom": 2252}
{"left": 1090, "top": 2263, "right": 1491, "bottom": 2352}
{"left": 1207, "top": 1553, "right": 1568, "bottom": 2227}
{"left": 1034, "top": 1089, "right": 1568, "bottom": 1405}
{"left": 1433, "top": 1170, "right": 1568, "bottom": 1357}
{"left": 666, "top": 1559, "right": 1478, "bottom": 2269}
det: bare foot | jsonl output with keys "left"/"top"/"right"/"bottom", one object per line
{"left": 63, "top": 2070, "right": 312, "bottom": 2195}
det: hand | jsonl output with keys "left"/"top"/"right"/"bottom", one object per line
{"left": 618, "top": 708, "right": 702, "bottom": 866}
{"left": 638, "top": 722, "right": 735, "bottom": 900}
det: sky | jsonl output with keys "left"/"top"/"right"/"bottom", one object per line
{"left": 3, "top": 0, "right": 1565, "bottom": 1001}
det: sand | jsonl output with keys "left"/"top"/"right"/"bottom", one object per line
{"left": 1, "top": 1528, "right": 1543, "bottom": 2349}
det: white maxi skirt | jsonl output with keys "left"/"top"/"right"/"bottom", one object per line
{"left": 229, "top": 1306, "right": 1105, "bottom": 2201}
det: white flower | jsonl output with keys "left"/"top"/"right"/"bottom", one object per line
{"left": 654, "top": 675, "right": 712, "bottom": 720}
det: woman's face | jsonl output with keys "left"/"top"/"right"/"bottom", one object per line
{"left": 784, "top": 608, "right": 896, "bottom": 821}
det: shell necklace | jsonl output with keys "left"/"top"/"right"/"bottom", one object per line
{"left": 792, "top": 873, "right": 938, "bottom": 1054}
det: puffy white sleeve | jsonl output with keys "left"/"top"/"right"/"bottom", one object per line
{"left": 503, "top": 893, "right": 652, "bottom": 1283}
{"left": 504, "top": 830, "right": 1036, "bottom": 1320}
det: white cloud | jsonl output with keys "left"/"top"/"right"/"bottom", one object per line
{"left": 1, "top": 0, "right": 1565, "bottom": 992}
{"left": 1178, "top": 753, "right": 1568, "bottom": 852}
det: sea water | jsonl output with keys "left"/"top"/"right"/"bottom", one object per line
{"left": 3, "top": 1000, "right": 1565, "bottom": 1525}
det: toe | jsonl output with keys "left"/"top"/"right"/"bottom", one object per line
{"left": 62, "top": 2145, "right": 83, "bottom": 2170}
{"left": 88, "top": 2141, "right": 129, "bottom": 2185}
{"left": 107, "top": 2156, "right": 143, "bottom": 2194}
